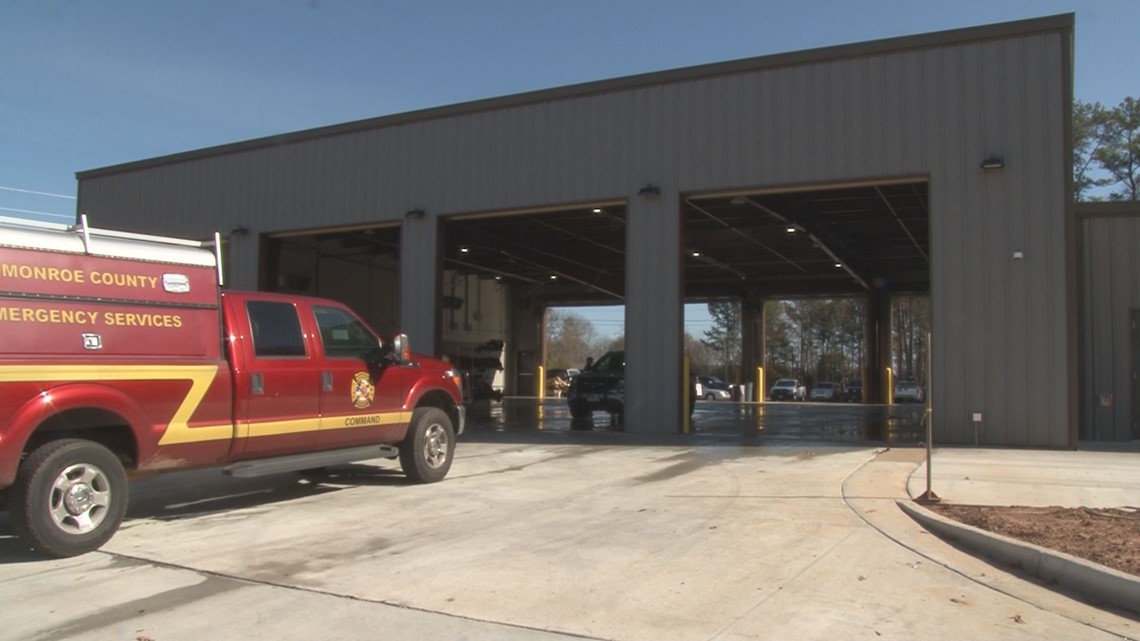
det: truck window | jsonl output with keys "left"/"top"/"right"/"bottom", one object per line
{"left": 313, "top": 305, "right": 378, "bottom": 359}
{"left": 246, "top": 300, "right": 307, "bottom": 357}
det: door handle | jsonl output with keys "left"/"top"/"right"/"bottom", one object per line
{"left": 322, "top": 371, "right": 333, "bottom": 392}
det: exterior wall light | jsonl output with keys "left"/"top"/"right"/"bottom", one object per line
{"left": 980, "top": 156, "right": 1005, "bottom": 169}
{"left": 405, "top": 208, "right": 426, "bottom": 219}
{"left": 638, "top": 184, "right": 661, "bottom": 196}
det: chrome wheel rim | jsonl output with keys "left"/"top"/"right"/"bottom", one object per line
{"left": 423, "top": 422, "right": 450, "bottom": 469}
{"left": 49, "top": 463, "right": 112, "bottom": 535}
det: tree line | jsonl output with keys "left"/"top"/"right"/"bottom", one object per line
{"left": 1074, "top": 97, "right": 1138, "bottom": 201}
{"left": 545, "top": 296, "right": 930, "bottom": 390}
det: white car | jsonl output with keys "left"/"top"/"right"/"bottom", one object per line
{"left": 769, "top": 378, "right": 806, "bottom": 401}
{"left": 697, "top": 376, "right": 732, "bottom": 401}
{"left": 894, "top": 379, "right": 924, "bottom": 403}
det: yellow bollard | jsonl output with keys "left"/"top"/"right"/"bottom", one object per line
{"left": 885, "top": 366, "right": 894, "bottom": 405}
{"left": 756, "top": 367, "right": 765, "bottom": 404}
{"left": 538, "top": 365, "right": 546, "bottom": 400}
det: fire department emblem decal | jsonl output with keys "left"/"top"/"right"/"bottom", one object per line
{"left": 351, "top": 372, "right": 375, "bottom": 409}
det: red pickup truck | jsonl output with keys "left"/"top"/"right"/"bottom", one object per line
{"left": 0, "top": 216, "right": 465, "bottom": 557}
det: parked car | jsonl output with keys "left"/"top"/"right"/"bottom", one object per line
{"left": 842, "top": 379, "right": 863, "bottom": 403}
{"left": 769, "top": 378, "right": 806, "bottom": 401}
{"left": 546, "top": 368, "right": 571, "bottom": 397}
{"left": 697, "top": 375, "right": 732, "bottom": 401}
{"left": 809, "top": 381, "right": 840, "bottom": 402}
{"left": 894, "top": 378, "right": 924, "bottom": 403}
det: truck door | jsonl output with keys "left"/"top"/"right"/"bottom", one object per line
{"left": 237, "top": 299, "right": 322, "bottom": 458}
{"left": 310, "top": 303, "right": 410, "bottom": 448}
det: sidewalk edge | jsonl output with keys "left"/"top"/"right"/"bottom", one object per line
{"left": 897, "top": 500, "right": 1140, "bottom": 617}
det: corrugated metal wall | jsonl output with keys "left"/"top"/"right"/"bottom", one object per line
{"left": 1080, "top": 203, "right": 1140, "bottom": 441}
{"left": 77, "top": 15, "right": 1075, "bottom": 446}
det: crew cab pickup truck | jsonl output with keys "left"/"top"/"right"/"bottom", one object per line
{"left": 0, "top": 216, "right": 465, "bottom": 557}
{"left": 769, "top": 378, "right": 806, "bottom": 401}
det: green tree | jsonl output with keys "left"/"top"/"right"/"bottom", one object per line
{"left": 702, "top": 301, "right": 741, "bottom": 380}
{"left": 685, "top": 332, "right": 715, "bottom": 374}
{"left": 1073, "top": 100, "right": 1111, "bottom": 200}
{"left": 545, "top": 309, "right": 597, "bottom": 369}
{"left": 1093, "top": 96, "right": 1140, "bottom": 201}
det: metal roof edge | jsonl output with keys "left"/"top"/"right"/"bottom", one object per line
{"left": 76, "top": 13, "right": 1074, "bottom": 181}
{"left": 1075, "top": 200, "right": 1140, "bottom": 219}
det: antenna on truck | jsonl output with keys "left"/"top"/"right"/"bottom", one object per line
{"left": 78, "top": 212, "right": 92, "bottom": 254}
{"left": 214, "top": 231, "right": 225, "bottom": 287}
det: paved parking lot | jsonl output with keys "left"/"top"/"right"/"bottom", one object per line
{"left": 1, "top": 401, "right": 1135, "bottom": 640}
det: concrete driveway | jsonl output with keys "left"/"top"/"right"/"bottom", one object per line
{"left": 1, "top": 431, "right": 1136, "bottom": 640}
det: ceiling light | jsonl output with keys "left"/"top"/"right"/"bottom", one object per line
{"left": 549, "top": 275, "right": 558, "bottom": 280}
{"left": 592, "top": 208, "right": 603, "bottom": 214}
{"left": 460, "top": 245, "right": 469, "bottom": 254}
{"left": 835, "top": 263, "right": 842, "bottom": 268}
{"left": 786, "top": 225, "right": 797, "bottom": 234}
{"left": 690, "top": 249, "right": 701, "bottom": 257}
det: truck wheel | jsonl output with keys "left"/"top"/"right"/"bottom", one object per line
{"left": 9, "top": 439, "right": 128, "bottom": 558}
{"left": 399, "top": 407, "right": 455, "bottom": 484}
{"left": 568, "top": 399, "right": 590, "bottom": 420}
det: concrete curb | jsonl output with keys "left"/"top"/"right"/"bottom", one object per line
{"left": 897, "top": 500, "right": 1140, "bottom": 616}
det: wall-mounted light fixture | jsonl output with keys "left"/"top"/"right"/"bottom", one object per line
{"left": 459, "top": 245, "right": 469, "bottom": 254}
{"left": 405, "top": 208, "right": 426, "bottom": 219}
{"left": 785, "top": 225, "right": 797, "bottom": 234}
{"left": 230, "top": 225, "right": 249, "bottom": 236}
{"left": 980, "top": 156, "right": 1005, "bottom": 170}
{"left": 690, "top": 249, "right": 701, "bottom": 257}
{"left": 638, "top": 184, "right": 661, "bottom": 197}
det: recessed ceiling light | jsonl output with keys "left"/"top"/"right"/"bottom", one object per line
{"left": 786, "top": 226, "right": 796, "bottom": 234}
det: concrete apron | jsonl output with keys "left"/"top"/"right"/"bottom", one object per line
{"left": 1, "top": 443, "right": 1136, "bottom": 641}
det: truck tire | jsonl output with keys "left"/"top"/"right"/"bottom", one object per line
{"left": 568, "top": 399, "right": 590, "bottom": 420}
{"left": 399, "top": 407, "right": 455, "bottom": 484}
{"left": 9, "top": 439, "right": 128, "bottom": 558}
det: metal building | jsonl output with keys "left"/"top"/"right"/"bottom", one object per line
{"left": 1079, "top": 201, "right": 1140, "bottom": 442}
{"left": 76, "top": 14, "right": 1084, "bottom": 447}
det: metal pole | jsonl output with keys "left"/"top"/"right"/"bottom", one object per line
{"left": 917, "top": 331, "right": 939, "bottom": 503}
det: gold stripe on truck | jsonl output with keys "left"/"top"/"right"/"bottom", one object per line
{"left": 0, "top": 364, "right": 224, "bottom": 445}
{"left": 0, "top": 365, "right": 414, "bottom": 445}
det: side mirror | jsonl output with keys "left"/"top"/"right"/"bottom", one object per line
{"left": 391, "top": 333, "right": 411, "bottom": 364}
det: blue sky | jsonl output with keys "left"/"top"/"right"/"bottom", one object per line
{"left": 3, "top": 1, "right": 1137, "bottom": 336}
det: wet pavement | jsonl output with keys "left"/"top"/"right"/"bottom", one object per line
{"left": 468, "top": 397, "right": 928, "bottom": 444}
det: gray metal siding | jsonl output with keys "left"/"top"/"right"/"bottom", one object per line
{"left": 1081, "top": 207, "right": 1140, "bottom": 441}
{"left": 77, "top": 17, "right": 1073, "bottom": 446}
